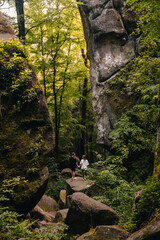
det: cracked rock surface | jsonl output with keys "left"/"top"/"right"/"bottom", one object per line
{"left": 78, "top": 0, "right": 138, "bottom": 146}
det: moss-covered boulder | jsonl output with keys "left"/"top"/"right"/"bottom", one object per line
{"left": 0, "top": 14, "right": 54, "bottom": 214}
{"left": 77, "top": 225, "right": 129, "bottom": 240}
{"left": 37, "top": 194, "right": 58, "bottom": 212}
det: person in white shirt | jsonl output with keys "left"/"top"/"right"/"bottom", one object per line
{"left": 80, "top": 155, "right": 89, "bottom": 179}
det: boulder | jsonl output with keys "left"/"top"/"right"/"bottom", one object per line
{"left": 61, "top": 168, "right": 82, "bottom": 177}
{"left": 0, "top": 12, "right": 17, "bottom": 40}
{"left": 38, "top": 194, "right": 58, "bottom": 212}
{"left": 14, "top": 167, "right": 49, "bottom": 215}
{"left": 30, "top": 205, "right": 55, "bottom": 222}
{"left": 55, "top": 209, "right": 69, "bottom": 223}
{"left": 127, "top": 219, "right": 160, "bottom": 240}
{"left": 66, "top": 177, "right": 95, "bottom": 196}
{"left": 77, "top": 225, "right": 129, "bottom": 240}
{"left": 59, "top": 190, "right": 67, "bottom": 209}
{"left": 61, "top": 168, "right": 72, "bottom": 177}
{"left": 0, "top": 13, "right": 54, "bottom": 214}
{"left": 65, "top": 192, "right": 119, "bottom": 234}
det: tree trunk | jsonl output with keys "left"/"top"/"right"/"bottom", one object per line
{"left": 40, "top": 27, "right": 46, "bottom": 97}
{"left": 15, "top": 0, "right": 25, "bottom": 42}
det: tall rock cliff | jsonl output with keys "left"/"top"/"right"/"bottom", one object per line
{"left": 0, "top": 13, "right": 54, "bottom": 214}
{"left": 77, "top": 0, "right": 138, "bottom": 147}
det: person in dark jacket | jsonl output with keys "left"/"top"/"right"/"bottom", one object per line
{"left": 69, "top": 152, "right": 79, "bottom": 178}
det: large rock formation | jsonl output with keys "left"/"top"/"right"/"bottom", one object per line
{"left": 77, "top": 0, "right": 138, "bottom": 146}
{"left": 0, "top": 13, "right": 54, "bottom": 214}
{"left": 65, "top": 192, "right": 119, "bottom": 234}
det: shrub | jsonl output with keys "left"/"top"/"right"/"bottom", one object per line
{"left": 131, "top": 177, "right": 160, "bottom": 231}
{"left": 88, "top": 156, "right": 140, "bottom": 225}
{"left": 0, "top": 178, "right": 68, "bottom": 239}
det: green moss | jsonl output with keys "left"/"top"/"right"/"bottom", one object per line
{"left": 0, "top": 39, "right": 53, "bottom": 212}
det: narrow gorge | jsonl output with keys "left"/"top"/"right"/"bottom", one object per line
{"left": 0, "top": 0, "right": 160, "bottom": 239}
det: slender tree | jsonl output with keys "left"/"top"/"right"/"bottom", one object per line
{"left": 14, "top": 0, "right": 25, "bottom": 42}
{"left": 24, "top": 0, "right": 93, "bottom": 157}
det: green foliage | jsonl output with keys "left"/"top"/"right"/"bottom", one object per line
{"left": 107, "top": 54, "right": 158, "bottom": 181}
{"left": 24, "top": 0, "right": 95, "bottom": 156}
{"left": 130, "top": 177, "right": 160, "bottom": 231}
{"left": 126, "top": 0, "right": 160, "bottom": 55}
{"left": 104, "top": 0, "right": 160, "bottom": 181}
{"left": 88, "top": 156, "right": 140, "bottom": 225}
{"left": 32, "top": 222, "right": 68, "bottom": 240}
{"left": 0, "top": 39, "right": 34, "bottom": 103}
{"left": 0, "top": 178, "right": 68, "bottom": 239}
{"left": 0, "top": 178, "right": 31, "bottom": 240}
{"left": 46, "top": 158, "right": 68, "bottom": 201}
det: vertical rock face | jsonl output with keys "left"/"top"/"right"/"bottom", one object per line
{"left": 78, "top": 0, "right": 138, "bottom": 146}
{"left": 0, "top": 13, "right": 54, "bottom": 214}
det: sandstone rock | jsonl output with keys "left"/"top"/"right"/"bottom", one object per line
{"left": 77, "top": 0, "right": 139, "bottom": 146}
{"left": 59, "top": 189, "right": 67, "bottom": 209}
{"left": 14, "top": 167, "right": 49, "bottom": 215}
{"left": 65, "top": 192, "right": 119, "bottom": 234}
{"left": 55, "top": 209, "right": 69, "bottom": 223}
{"left": 48, "top": 211, "right": 56, "bottom": 218}
{"left": 0, "top": 12, "right": 17, "bottom": 40}
{"left": 38, "top": 194, "right": 58, "bottom": 212}
{"left": 30, "top": 205, "right": 55, "bottom": 222}
{"left": 61, "top": 168, "right": 72, "bottom": 177}
{"left": 61, "top": 168, "right": 82, "bottom": 177}
{"left": 0, "top": 13, "right": 54, "bottom": 214}
{"left": 127, "top": 220, "right": 160, "bottom": 240}
{"left": 66, "top": 177, "right": 95, "bottom": 196}
{"left": 77, "top": 225, "right": 129, "bottom": 240}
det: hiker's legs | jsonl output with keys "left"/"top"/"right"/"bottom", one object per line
{"left": 82, "top": 170, "right": 85, "bottom": 178}
{"left": 72, "top": 170, "right": 75, "bottom": 177}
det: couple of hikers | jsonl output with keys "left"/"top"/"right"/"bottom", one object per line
{"left": 69, "top": 152, "right": 89, "bottom": 179}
